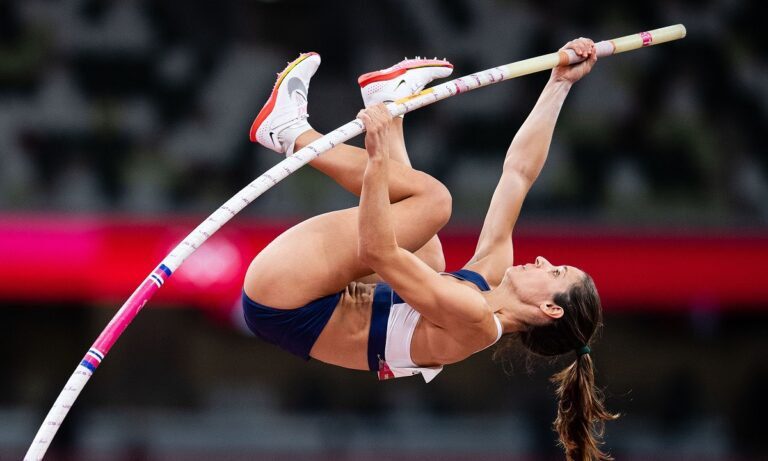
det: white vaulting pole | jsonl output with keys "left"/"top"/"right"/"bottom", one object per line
{"left": 25, "top": 24, "right": 685, "bottom": 460}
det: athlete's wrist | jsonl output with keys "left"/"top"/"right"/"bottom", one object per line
{"left": 366, "top": 149, "right": 389, "bottom": 164}
{"left": 547, "top": 77, "right": 573, "bottom": 91}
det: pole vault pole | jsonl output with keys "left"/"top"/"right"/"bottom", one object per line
{"left": 25, "top": 24, "right": 685, "bottom": 460}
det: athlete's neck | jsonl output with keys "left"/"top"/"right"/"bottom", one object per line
{"left": 482, "top": 287, "right": 528, "bottom": 334}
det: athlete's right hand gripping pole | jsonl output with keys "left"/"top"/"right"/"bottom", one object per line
{"left": 24, "top": 24, "right": 684, "bottom": 461}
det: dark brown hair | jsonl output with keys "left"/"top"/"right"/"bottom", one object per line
{"left": 495, "top": 273, "right": 619, "bottom": 460}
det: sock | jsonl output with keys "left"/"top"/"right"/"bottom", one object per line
{"left": 280, "top": 118, "right": 312, "bottom": 156}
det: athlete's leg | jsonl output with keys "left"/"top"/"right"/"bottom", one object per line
{"left": 297, "top": 120, "right": 446, "bottom": 278}
{"left": 244, "top": 160, "right": 451, "bottom": 309}
{"left": 251, "top": 53, "right": 442, "bottom": 206}
{"left": 387, "top": 118, "right": 445, "bottom": 273}
{"left": 245, "top": 55, "right": 450, "bottom": 308}
{"left": 297, "top": 118, "right": 410, "bottom": 196}
{"left": 297, "top": 58, "right": 453, "bottom": 273}
{"left": 298, "top": 57, "right": 453, "bottom": 200}
{"left": 357, "top": 59, "right": 452, "bottom": 273}
{"left": 295, "top": 126, "right": 429, "bottom": 204}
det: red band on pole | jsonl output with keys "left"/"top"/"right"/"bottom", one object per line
{"left": 640, "top": 31, "right": 653, "bottom": 46}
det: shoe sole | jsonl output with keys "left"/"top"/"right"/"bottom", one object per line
{"left": 250, "top": 52, "right": 319, "bottom": 143}
{"left": 357, "top": 58, "right": 453, "bottom": 87}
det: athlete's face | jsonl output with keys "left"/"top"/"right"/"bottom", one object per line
{"left": 503, "top": 256, "right": 585, "bottom": 311}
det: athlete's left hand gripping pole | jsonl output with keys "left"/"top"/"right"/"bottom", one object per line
{"left": 25, "top": 24, "right": 685, "bottom": 460}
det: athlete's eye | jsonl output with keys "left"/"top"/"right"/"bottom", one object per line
{"left": 552, "top": 269, "right": 561, "bottom": 277}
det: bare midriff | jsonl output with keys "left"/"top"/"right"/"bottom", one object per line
{"left": 309, "top": 282, "right": 376, "bottom": 370}
{"left": 309, "top": 275, "right": 493, "bottom": 372}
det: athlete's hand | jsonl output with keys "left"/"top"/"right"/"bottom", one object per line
{"left": 358, "top": 104, "right": 393, "bottom": 160}
{"left": 551, "top": 37, "right": 597, "bottom": 84}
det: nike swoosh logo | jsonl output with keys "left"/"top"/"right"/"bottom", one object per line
{"left": 269, "top": 131, "right": 278, "bottom": 146}
{"left": 286, "top": 77, "right": 307, "bottom": 101}
{"left": 395, "top": 79, "right": 407, "bottom": 91}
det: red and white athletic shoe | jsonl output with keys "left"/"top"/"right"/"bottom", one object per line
{"left": 358, "top": 57, "right": 453, "bottom": 108}
{"left": 250, "top": 52, "right": 320, "bottom": 155}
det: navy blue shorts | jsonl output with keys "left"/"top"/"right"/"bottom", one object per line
{"left": 242, "top": 290, "right": 342, "bottom": 360}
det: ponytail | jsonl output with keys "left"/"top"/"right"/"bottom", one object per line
{"left": 551, "top": 352, "right": 619, "bottom": 461}
{"left": 495, "top": 273, "right": 619, "bottom": 460}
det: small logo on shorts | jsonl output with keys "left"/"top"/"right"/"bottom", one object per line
{"left": 377, "top": 355, "right": 395, "bottom": 380}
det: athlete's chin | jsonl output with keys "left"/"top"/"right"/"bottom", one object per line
{"left": 502, "top": 267, "right": 523, "bottom": 288}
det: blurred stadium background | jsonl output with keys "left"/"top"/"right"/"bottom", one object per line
{"left": 1, "top": 0, "right": 766, "bottom": 459}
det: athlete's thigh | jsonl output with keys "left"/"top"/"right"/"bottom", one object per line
{"left": 244, "top": 202, "right": 441, "bottom": 309}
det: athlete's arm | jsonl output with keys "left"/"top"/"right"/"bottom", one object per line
{"left": 357, "top": 105, "right": 490, "bottom": 329}
{"left": 354, "top": 118, "right": 446, "bottom": 285}
{"left": 466, "top": 38, "right": 598, "bottom": 285}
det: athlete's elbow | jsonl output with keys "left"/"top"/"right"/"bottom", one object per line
{"left": 502, "top": 162, "right": 537, "bottom": 188}
{"left": 357, "top": 244, "right": 377, "bottom": 267}
{"left": 358, "top": 241, "right": 397, "bottom": 268}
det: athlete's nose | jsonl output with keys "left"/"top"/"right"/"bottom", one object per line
{"left": 535, "top": 256, "right": 551, "bottom": 268}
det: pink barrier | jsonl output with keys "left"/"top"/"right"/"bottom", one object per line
{"left": 1, "top": 214, "right": 766, "bottom": 310}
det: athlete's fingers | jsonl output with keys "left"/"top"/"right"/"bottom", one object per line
{"left": 564, "top": 37, "right": 594, "bottom": 58}
{"left": 357, "top": 109, "right": 368, "bottom": 124}
{"left": 574, "top": 39, "right": 585, "bottom": 57}
{"left": 373, "top": 106, "right": 388, "bottom": 128}
{"left": 357, "top": 110, "right": 373, "bottom": 129}
{"left": 360, "top": 107, "right": 389, "bottom": 135}
{"left": 371, "top": 103, "right": 392, "bottom": 124}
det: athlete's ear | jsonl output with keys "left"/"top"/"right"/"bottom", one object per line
{"left": 539, "top": 302, "right": 564, "bottom": 320}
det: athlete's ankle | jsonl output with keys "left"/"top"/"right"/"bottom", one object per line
{"left": 294, "top": 129, "right": 322, "bottom": 151}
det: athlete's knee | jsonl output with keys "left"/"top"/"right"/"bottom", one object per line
{"left": 423, "top": 174, "right": 452, "bottom": 229}
{"left": 417, "top": 236, "right": 446, "bottom": 272}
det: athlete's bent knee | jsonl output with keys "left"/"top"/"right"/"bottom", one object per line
{"left": 424, "top": 175, "right": 452, "bottom": 230}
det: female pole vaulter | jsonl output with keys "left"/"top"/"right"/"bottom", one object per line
{"left": 244, "top": 37, "right": 618, "bottom": 460}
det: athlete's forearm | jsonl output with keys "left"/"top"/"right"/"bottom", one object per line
{"left": 503, "top": 78, "right": 572, "bottom": 184}
{"left": 358, "top": 153, "right": 398, "bottom": 263}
